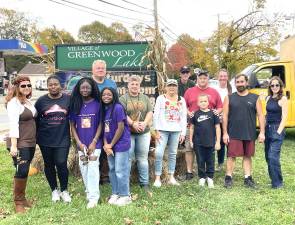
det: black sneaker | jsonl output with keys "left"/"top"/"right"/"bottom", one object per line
{"left": 185, "top": 172, "right": 194, "bottom": 180}
{"left": 244, "top": 176, "right": 256, "bottom": 188}
{"left": 224, "top": 175, "right": 233, "bottom": 188}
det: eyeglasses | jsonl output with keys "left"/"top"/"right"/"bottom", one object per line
{"left": 270, "top": 84, "right": 280, "bottom": 88}
{"left": 181, "top": 71, "right": 190, "bottom": 74}
{"left": 20, "top": 84, "right": 32, "bottom": 88}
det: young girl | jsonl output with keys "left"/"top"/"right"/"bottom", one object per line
{"left": 69, "top": 77, "right": 102, "bottom": 208}
{"left": 101, "top": 87, "right": 132, "bottom": 206}
{"left": 189, "top": 94, "right": 221, "bottom": 188}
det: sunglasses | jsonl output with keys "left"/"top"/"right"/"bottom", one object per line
{"left": 181, "top": 71, "right": 190, "bottom": 74}
{"left": 20, "top": 84, "right": 32, "bottom": 88}
{"left": 270, "top": 84, "right": 280, "bottom": 88}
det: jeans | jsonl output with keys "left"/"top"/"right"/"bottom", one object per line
{"left": 78, "top": 149, "right": 101, "bottom": 202}
{"left": 194, "top": 145, "right": 215, "bottom": 179}
{"left": 108, "top": 150, "right": 130, "bottom": 196}
{"left": 129, "top": 132, "right": 151, "bottom": 186}
{"left": 39, "top": 146, "right": 70, "bottom": 191}
{"left": 217, "top": 125, "right": 226, "bottom": 165}
{"left": 12, "top": 147, "right": 35, "bottom": 178}
{"left": 154, "top": 131, "right": 180, "bottom": 176}
{"left": 265, "top": 124, "right": 285, "bottom": 188}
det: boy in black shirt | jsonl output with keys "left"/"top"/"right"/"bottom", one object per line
{"left": 189, "top": 94, "right": 221, "bottom": 188}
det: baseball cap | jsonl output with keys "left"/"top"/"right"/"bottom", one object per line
{"left": 197, "top": 70, "right": 209, "bottom": 77}
{"left": 166, "top": 79, "right": 178, "bottom": 86}
{"left": 180, "top": 66, "right": 190, "bottom": 73}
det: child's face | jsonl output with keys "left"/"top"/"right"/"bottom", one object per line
{"left": 102, "top": 89, "right": 113, "bottom": 104}
{"left": 198, "top": 96, "right": 209, "bottom": 109}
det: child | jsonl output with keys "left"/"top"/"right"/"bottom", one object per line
{"left": 101, "top": 87, "right": 132, "bottom": 206}
{"left": 69, "top": 77, "right": 102, "bottom": 209}
{"left": 189, "top": 94, "right": 221, "bottom": 188}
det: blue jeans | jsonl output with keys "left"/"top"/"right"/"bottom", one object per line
{"left": 108, "top": 150, "right": 130, "bottom": 196}
{"left": 130, "top": 132, "right": 151, "bottom": 186}
{"left": 265, "top": 124, "right": 285, "bottom": 188}
{"left": 78, "top": 149, "right": 101, "bottom": 202}
{"left": 155, "top": 131, "right": 180, "bottom": 176}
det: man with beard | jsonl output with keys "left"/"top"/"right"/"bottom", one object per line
{"left": 223, "top": 74, "right": 265, "bottom": 188}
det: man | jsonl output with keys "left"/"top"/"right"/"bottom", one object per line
{"left": 223, "top": 74, "right": 265, "bottom": 188}
{"left": 184, "top": 71, "right": 223, "bottom": 180}
{"left": 178, "top": 66, "right": 195, "bottom": 97}
{"left": 92, "top": 59, "right": 117, "bottom": 92}
{"left": 91, "top": 59, "right": 117, "bottom": 184}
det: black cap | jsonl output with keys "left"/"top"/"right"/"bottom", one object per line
{"left": 180, "top": 66, "right": 190, "bottom": 73}
{"left": 197, "top": 70, "right": 209, "bottom": 77}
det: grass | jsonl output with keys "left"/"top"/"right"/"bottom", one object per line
{"left": 1, "top": 130, "right": 295, "bottom": 225}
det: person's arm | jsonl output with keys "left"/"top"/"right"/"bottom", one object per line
{"left": 153, "top": 95, "right": 162, "bottom": 141}
{"left": 179, "top": 98, "right": 187, "bottom": 143}
{"left": 184, "top": 90, "right": 194, "bottom": 118}
{"left": 277, "top": 96, "right": 288, "bottom": 134}
{"left": 70, "top": 121, "right": 86, "bottom": 151}
{"left": 103, "top": 137, "right": 114, "bottom": 156}
{"left": 256, "top": 97, "right": 265, "bottom": 143}
{"left": 189, "top": 124, "right": 194, "bottom": 148}
{"left": 222, "top": 96, "right": 229, "bottom": 145}
{"left": 88, "top": 123, "right": 102, "bottom": 155}
{"left": 215, "top": 124, "right": 221, "bottom": 150}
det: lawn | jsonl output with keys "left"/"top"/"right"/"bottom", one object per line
{"left": 0, "top": 130, "right": 295, "bottom": 225}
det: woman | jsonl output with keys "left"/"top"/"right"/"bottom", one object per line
{"left": 101, "top": 87, "right": 132, "bottom": 206}
{"left": 153, "top": 79, "right": 187, "bottom": 187}
{"left": 35, "top": 75, "right": 71, "bottom": 203}
{"left": 6, "top": 76, "right": 37, "bottom": 213}
{"left": 265, "top": 76, "right": 288, "bottom": 189}
{"left": 214, "top": 69, "right": 232, "bottom": 171}
{"left": 119, "top": 75, "right": 153, "bottom": 191}
{"left": 69, "top": 77, "right": 102, "bottom": 209}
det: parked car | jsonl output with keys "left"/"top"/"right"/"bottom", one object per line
{"left": 64, "top": 75, "right": 83, "bottom": 94}
{"left": 35, "top": 79, "right": 48, "bottom": 90}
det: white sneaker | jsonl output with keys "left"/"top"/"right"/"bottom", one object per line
{"left": 87, "top": 200, "right": 97, "bottom": 209}
{"left": 60, "top": 190, "right": 72, "bottom": 203}
{"left": 153, "top": 180, "right": 162, "bottom": 187}
{"left": 168, "top": 177, "right": 180, "bottom": 186}
{"left": 114, "top": 196, "right": 132, "bottom": 206}
{"left": 52, "top": 189, "right": 60, "bottom": 202}
{"left": 108, "top": 194, "right": 119, "bottom": 204}
{"left": 199, "top": 178, "right": 206, "bottom": 187}
{"left": 207, "top": 178, "right": 214, "bottom": 188}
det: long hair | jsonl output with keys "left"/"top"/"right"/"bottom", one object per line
{"left": 218, "top": 68, "right": 232, "bottom": 95}
{"left": 5, "top": 75, "right": 32, "bottom": 105}
{"left": 69, "top": 77, "right": 100, "bottom": 115}
{"left": 101, "top": 87, "right": 123, "bottom": 121}
{"left": 268, "top": 76, "right": 284, "bottom": 100}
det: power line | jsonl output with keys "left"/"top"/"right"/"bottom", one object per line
{"left": 120, "top": 0, "right": 153, "bottom": 11}
{"left": 96, "top": 0, "right": 153, "bottom": 16}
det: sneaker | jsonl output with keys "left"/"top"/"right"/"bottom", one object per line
{"left": 185, "top": 172, "right": 194, "bottom": 180}
{"left": 60, "top": 190, "right": 72, "bottom": 203}
{"left": 87, "top": 200, "right": 97, "bottom": 209}
{"left": 52, "top": 189, "right": 60, "bottom": 202}
{"left": 244, "top": 176, "right": 256, "bottom": 188}
{"left": 198, "top": 178, "right": 206, "bottom": 187}
{"left": 108, "top": 194, "right": 119, "bottom": 204}
{"left": 215, "top": 164, "right": 223, "bottom": 172}
{"left": 153, "top": 180, "right": 162, "bottom": 188}
{"left": 114, "top": 196, "right": 132, "bottom": 206}
{"left": 224, "top": 175, "right": 233, "bottom": 189}
{"left": 207, "top": 178, "right": 214, "bottom": 188}
{"left": 141, "top": 184, "right": 151, "bottom": 192}
{"left": 168, "top": 177, "right": 180, "bottom": 186}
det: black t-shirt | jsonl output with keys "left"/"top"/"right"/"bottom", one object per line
{"left": 35, "top": 94, "right": 71, "bottom": 147}
{"left": 178, "top": 79, "right": 195, "bottom": 97}
{"left": 191, "top": 110, "right": 220, "bottom": 147}
{"left": 228, "top": 92, "right": 258, "bottom": 140}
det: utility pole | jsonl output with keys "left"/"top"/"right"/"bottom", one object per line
{"left": 217, "top": 13, "right": 221, "bottom": 70}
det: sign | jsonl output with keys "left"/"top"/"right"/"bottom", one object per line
{"left": 55, "top": 42, "right": 150, "bottom": 71}
{"left": 0, "top": 39, "right": 48, "bottom": 55}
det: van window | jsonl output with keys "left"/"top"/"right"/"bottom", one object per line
{"left": 249, "top": 65, "right": 285, "bottom": 88}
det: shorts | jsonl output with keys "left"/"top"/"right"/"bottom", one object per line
{"left": 227, "top": 139, "right": 255, "bottom": 157}
{"left": 183, "top": 127, "right": 193, "bottom": 152}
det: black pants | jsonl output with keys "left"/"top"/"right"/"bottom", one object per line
{"left": 11, "top": 147, "right": 35, "bottom": 178}
{"left": 39, "top": 146, "right": 69, "bottom": 192}
{"left": 194, "top": 145, "right": 215, "bottom": 179}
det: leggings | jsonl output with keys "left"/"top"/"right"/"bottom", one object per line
{"left": 39, "top": 146, "right": 69, "bottom": 192}
{"left": 11, "top": 147, "right": 35, "bottom": 178}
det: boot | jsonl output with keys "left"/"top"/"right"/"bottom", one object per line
{"left": 21, "top": 178, "right": 33, "bottom": 208}
{"left": 14, "top": 177, "right": 26, "bottom": 213}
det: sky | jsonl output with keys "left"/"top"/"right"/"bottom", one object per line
{"left": 1, "top": 0, "right": 295, "bottom": 45}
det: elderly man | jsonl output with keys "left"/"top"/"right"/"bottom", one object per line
{"left": 178, "top": 66, "right": 195, "bottom": 97}
{"left": 184, "top": 71, "right": 223, "bottom": 180}
{"left": 92, "top": 59, "right": 117, "bottom": 92}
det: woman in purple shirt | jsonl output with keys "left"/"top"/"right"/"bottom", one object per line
{"left": 69, "top": 77, "right": 102, "bottom": 209}
{"left": 101, "top": 87, "right": 132, "bottom": 206}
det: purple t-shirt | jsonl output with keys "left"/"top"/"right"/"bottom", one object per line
{"left": 70, "top": 99, "right": 102, "bottom": 149}
{"left": 104, "top": 103, "right": 131, "bottom": 152}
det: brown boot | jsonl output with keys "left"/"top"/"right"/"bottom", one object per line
{"left": 20, "top": 178, "right": 33, "bottom": 208}
{"left": 13, "top": 178, "right": 28, "bottom": 213}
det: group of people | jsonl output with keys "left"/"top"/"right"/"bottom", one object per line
{"left": 5, "top": 60, "right": 288, "bottom": 214}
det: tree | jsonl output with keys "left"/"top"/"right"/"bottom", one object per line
{"left": 167, "top": 43, "right": 190, "bottom": 76}
{"left": 0, "top": 8, "right": 37, "bottom": 41}
{"left": 109, "top": 22, "right": 133, "bottom": 41}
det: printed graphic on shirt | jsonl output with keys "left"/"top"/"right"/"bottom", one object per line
{"left": 104, "top": 120, "right": 110, "bottom": 133}
{"left": 81, "top": 117, "right": 91, "bottom": 128}
{"left": 197, "top": 114, "right": 211, "bottom": 123}
{"left": 44, "top": 104, "right": 67, "bottom": 115}
{"left": 165, "top": 100, "right": 182, "bottom": 122}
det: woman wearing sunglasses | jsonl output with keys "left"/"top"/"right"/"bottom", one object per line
{"left": 265, "top": 76, "right": 288, "bottom": 189}
{"left": 5, "top": 76, "right": 37, "bottom": 213}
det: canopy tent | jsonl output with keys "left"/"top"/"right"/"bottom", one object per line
{"left": 0, "top": 39, "right": 48, "bottom": 55}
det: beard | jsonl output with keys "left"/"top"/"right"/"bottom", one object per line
{"left": 236, "top": 85, "right": 247, "bottom": 92}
